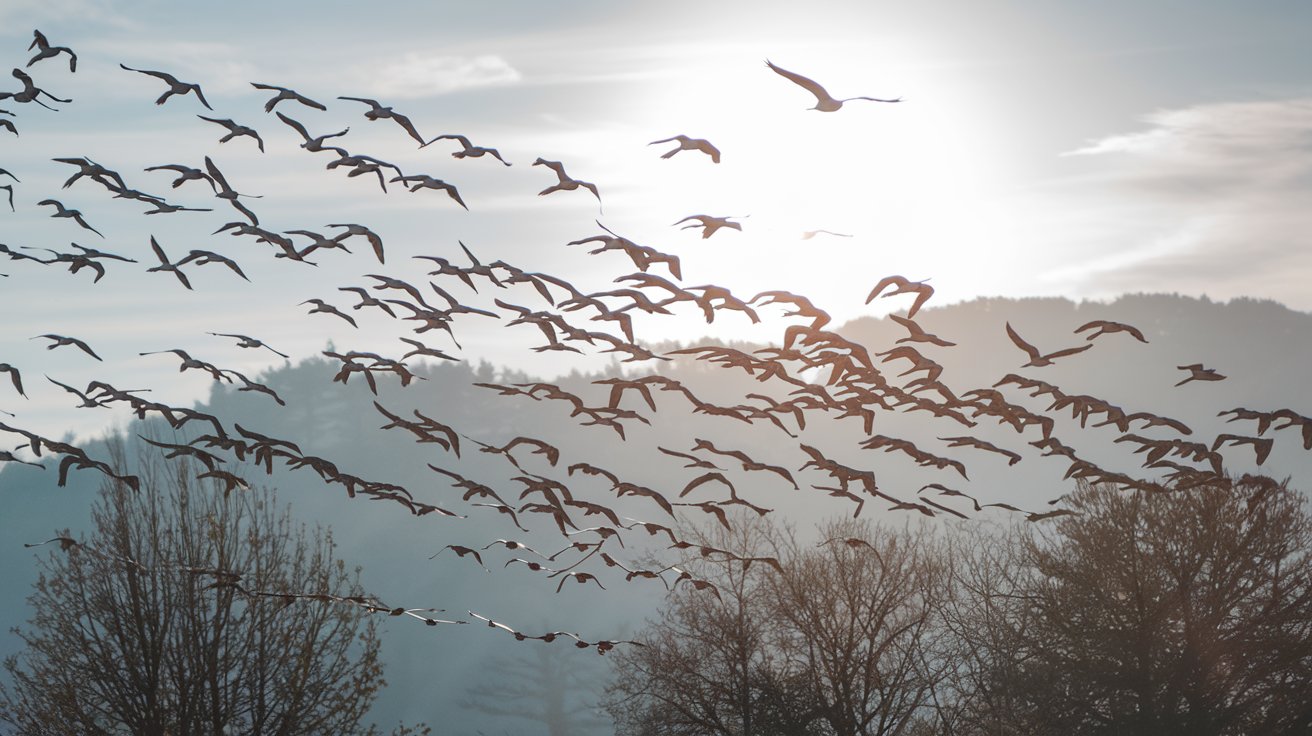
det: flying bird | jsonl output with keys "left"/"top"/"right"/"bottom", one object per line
{"left": 423, "top": 133, "right": 512, "bottom": 165}
{"left": 648, "top": 134, "right": 720, "bottom": 163}
{"left": 1175, "top": 363, "right": 1226, "bottom": 387}
{"left": 37, "top": 199, "right": 102, "bottom": 237}
{"left": 674, "top": 214, "right": 743, "bottom": 239}
{"left": 31, "top": 334, "right": 102, "bottom": 361}
{"left": 866, "top": 275, "right": 933, "bottom": 318}
{"left": 1076, "top": 320, "right": 1148, "bottom": 343}
{"left": 765, "top": 59, "right": 901, "bottom": 111}
{"left": 800, "top": 229, "right": 852, "bottom": 240}
{"left": 250, "top": 82, "right": 326, "bottom": 112}
{"left": 337, "top": 96, "right": 427, "bottom": 146}
{"left": 146, "top": 236, "right": 192, "bottom": 290}
{"left": 197, "top": 115, "right": 265, "bottom": 152}
{"left": 28, "top": 30, "right": 77, "bottom": 72}
{"left": 533, "top": 158, "right": 601, "bottom": 208}
{"left": 1005, "top": 322, "right": 1093, "bottom": 367}
{"left": 119, "top": 64, "right": 213, "bottom": 109}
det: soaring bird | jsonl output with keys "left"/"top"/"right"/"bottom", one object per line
{"left": 250, "top": 82, "right": 326, "bottom": 112}
{"left": 389, "top": 174, "right": 468, "bottom": 210}
{"left": 648, "top": 134, "right": 720, "bottom": 163}
{"left": 119, "top": 64, "right": 213, "bottom": 109}
{"left": 533, "top": 158, "right": 601, "bottom": 207}
{"left": 1, "top": 184, "right": 13, "bottom": 211}
{"left": 276, "top": 112, "right": 349, "bottom": 153}
{"left": 866, "top": 275, "right": 933, "bottom": 318}
{"left": 143, "top": 163, "right": 216, "bottom": 191}
{"left": 197, "top": 116, "right": 264, "bottom": 152}
{"left": 337, "top": 96, "right": 426, "bottom": 146}
{"left": 800, "top": 229, "right": 853, "bottom": 240}
{"left": 31, "top": 334, "right": 102, "bottom": 361}
{"left": 37, "top": 199, "right": 102, "bottom": 237}
{"left": 423, "top": 133, "right": 512, "bottom": 166}
{"left": 1076, "top": 320, "right": 1148, "bottom": 343}
{"left": 146, "top": 236, "right": 192, "bottom": 290}
{"left": 327, "top": 224, "right": 384, "bottom": 263}
{"left": 1175, "top": 363, "right": 1226, "bottom": 387}
{"left": 28, "top": 30, "right": 77, "bottom": 72}
{"left": 674, "top": 214, "right": 743, "bottom": 239}
{"left": 1005, "top": 323, "right": 1092, "bottom": 368}
{"left": 765, "top": 60, "right": 901, "bottom": 112}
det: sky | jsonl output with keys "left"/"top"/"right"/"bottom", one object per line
{"left": 1, "top": 0, "right": 1310, "bottom": 442}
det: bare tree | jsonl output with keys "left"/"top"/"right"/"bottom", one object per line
{"left": 0, "top": 437, "right": 415, "bottom": 735}
{"left": 605, "top": 515, "right": 951, "bottom": 736}
{"left": 767, "top": 519, "right": 952, "bottom": 736}
{"left": 941, "top": 477, "right": 1312, "bottom": 736}
{"left": 603, "top": 514, "right": 815, "bottom": 736}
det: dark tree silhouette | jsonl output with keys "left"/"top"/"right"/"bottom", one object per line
{"left": 604, "top": 515, "right": 949, "bottom": 736}
{"left": 0, "top": 439, "right": 418, "bottom": 735}
{"left": 940, "top": 477, "right": 1312, "bottom": 736}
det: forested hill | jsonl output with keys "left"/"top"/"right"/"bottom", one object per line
{"left": 2, "top": 292, "right": 1310, "bottom": 733}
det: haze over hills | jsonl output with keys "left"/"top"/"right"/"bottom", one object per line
{"left": 3, "top": 292, "right": 1310, "bottom": 733}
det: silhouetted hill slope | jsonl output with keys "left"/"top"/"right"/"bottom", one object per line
{"left": 2, "top": 293, "right": 1309, "bottom": 733}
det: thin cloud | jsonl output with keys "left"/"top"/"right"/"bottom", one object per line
{"left": 1048, "top": 97, "right": 1312, "bottom": 308}
{"left": 359, "top": 53, "right": 522, "bottom": 99}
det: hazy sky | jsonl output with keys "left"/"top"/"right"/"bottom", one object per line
{"left": 1, "top": 0, "right": 1309, "bottom": 440}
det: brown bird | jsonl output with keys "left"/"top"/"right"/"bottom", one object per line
{"left": 765, "top": 59, "right": 901, "bottom": 111}
{"left": 866, "top": 275, "right": 933, "bottom": 319}
{"left": 119, "top": 64, "right": 213, "bottom": 109}
{"left": 674, "top": 214, "right": 743, "bottom": 239}
{"left": 1175, "top": 363, "right": 1226, "bottom": 387}
{"left": 890, "top": 314, "right": 955, "bottom": 347}
{"left": 1075, "top": 319, "right": 1148, "bottom": 343}
{"left": 648, "top": 134, "right": 721, "bottom": 163}
{"left": 1005, "top": 323, "right": 1093, "bottom": 367}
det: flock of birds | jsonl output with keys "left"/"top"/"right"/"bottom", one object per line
{"left": 4, "top": 29, "right": 1312, "bottom": 654}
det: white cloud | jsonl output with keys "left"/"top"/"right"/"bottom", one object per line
{"left": 1045, "top": 97, "right": 1312, "bottom": 309}
{"left": 360, "top": 53, "right": 522, "bottom": 99}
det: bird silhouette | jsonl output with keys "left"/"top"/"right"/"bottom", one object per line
{"left": 36, "top": 199, "right": 102, "bottom": 237}
{"left": 423, "top": 133, "right": 512, "bottom": 165}
{"left": 673, "top": 214, "right": 744, "bottom": 239}
{"left": 765, "top": 59, "right": 901, "bottom": 111}
{"left": 197, "top": 115, "right": 264, "bottom": 152}
{"left": 250, "top": 81, "right": 326, "bottom": 112}
{"left": 31, "top": 334, "right": 101, "bottom": 361}
{"left": 337, "top": 96, "right": 427, "bottom": 146}
{"left": 27, "top": 30, "right": 77, "bottom": 72}
{"left": 1005, "top": 322, "right": 1092, "bottom": 367}
{"left": 119, "top": 64, "right": 212, "bottom": 109}
{"left": 1175, "top": 363, "right": 1226, "bottom": 387}
{"left": 533, "top": 158, "right": 601, "bottom": 208}
{"left": 648, "top": 134, "right": 720, "bottom": 163}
